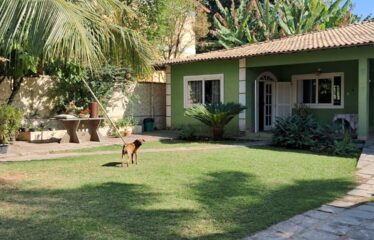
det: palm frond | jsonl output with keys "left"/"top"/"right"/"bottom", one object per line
{"left": 0, "top": 0, "right": 154, "bottom": 74}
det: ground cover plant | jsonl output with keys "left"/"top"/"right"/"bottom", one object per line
{"left": 0, "top": 143, "right": 356, "bottom": 239}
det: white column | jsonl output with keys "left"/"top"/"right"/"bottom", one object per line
{"left": 239, "top": 58, "right": 246, "bottom": 133}
{"left": 166, "top": 65, "right": 172, "bottom": 128}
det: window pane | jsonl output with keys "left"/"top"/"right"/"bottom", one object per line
{"left": 333, "top": 76, "right": 342, "bottom": 106}
{"left": 318, "top": 78, "right": 332, "bottom": 104}
{"left": 205, "top": 80, "right": 220, "bottom": 104}
{"left": 188, "top": 81, "right": 202, "bottom": 104}
{"left": 302, "top": 79, "right": 316, "bottom": 104}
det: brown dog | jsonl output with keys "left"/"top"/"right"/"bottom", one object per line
{"left": 121, "top": 139, "right": 145, "bottom": 167}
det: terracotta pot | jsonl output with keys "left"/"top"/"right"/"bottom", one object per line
{"left": 212, "top": 127, "right": 224, "bottom": 140}
{"left": 89, "top": 102, "right": 99, "bottom": 118}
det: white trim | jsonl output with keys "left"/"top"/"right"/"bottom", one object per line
{"left": 239, "top": 58, "right": 246, "bottom": 68}
{"left": 166, "top": 65, "right": 171, "bottom": 128}
{"left": 257, "top": 71, "right": 278, "bottom": 82}
{"left": 255, "top": 72, "right": 278, "bottom": 132}
{"left": 183, "top": 74, "right": 224, "bottom": 108}
{"left": 254, "top": 80, "right": 258, "bottom": 133}
{"left": 292, "top": 72, "right": 344, "bottom": 109}
{"left": 239, "top": 68, "right": 246, "bottom": 81}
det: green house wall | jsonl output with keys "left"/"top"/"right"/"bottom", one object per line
{"left": 246, "top": 60, "right": 359, "bottom": 130}
{"left": 168, "top": 46, "right": 374, "bottom": 138}
{"left": 170, "top": 59, "right": 240, "bottom": 136}
{"left": 370, "top": 59, "right": 374, "bottom": 128}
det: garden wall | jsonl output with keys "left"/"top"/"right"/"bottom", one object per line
{"left": 0, "top": 77, "right": 166, "bottom": 131}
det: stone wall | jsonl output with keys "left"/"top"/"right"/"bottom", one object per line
{"left": 0, "top": 77, "right": 166, "bottom": 131}
{"left": 124, "top": 82, "right": 166, "bottom": 130}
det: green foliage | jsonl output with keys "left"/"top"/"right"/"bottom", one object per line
{"left": 277, "top": 0, "right": 354, "bottom": 36}
{"left": 185, "top": 102, "right": 246, "bottom": 139}
{"left": 273, "top": 108, "right": 359, "bottom": 157}
{"left": 0, "top": 44, "right": 40, "bottom": 104}
{"left": 212, "top": 0, "right": 358, "bottom": 48}
{"left": 0, "top": 0, "right": 154, "bottom": 73}
{"left": 114, "top": 116, "right": 137, "bottom": 128}
{"left": 213, "top": 0, "right": 257, "bottom": 48}
{"left": 178, "top": 126, "right": 196, "bottom": 140}
{"left": 125, "top": 0, "right": 209, "bottom": 60}
{"left": 332, "top": 132, "right": 360, "bottom": 157}
{"left": 0, "top": 105, "right": 23, "bottom": 144}
{"left": 46, "top": 62, "right": 134, "bottom": 114}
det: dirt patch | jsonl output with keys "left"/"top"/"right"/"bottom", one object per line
{"left": 0, "top": 173, "right": 27, "bottom": 189}
{"left": 0, "top": 173, "right": 26, "bottom": 181}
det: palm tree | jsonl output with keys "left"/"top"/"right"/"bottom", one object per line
{"left": 185, "top": 102, "right": 246, "bottom": 140}
{"left": 0, "top": 0, "right": 154, "bottom": 73}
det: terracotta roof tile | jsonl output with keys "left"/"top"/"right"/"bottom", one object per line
{"left": 160, "top": 21, "right": 374, "bottom": 65}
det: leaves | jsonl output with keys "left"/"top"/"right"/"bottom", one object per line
{"left": 185, "top": 102, "right": 246, "bottom": 128}
{"left": 0, "top": 104, "right": 23, "bottom": 144}
{"left": 212, "top": 0, "right": 358, "bottom": 48}
{"left": 0, "top": 0, "right": 154, "bottom": 74}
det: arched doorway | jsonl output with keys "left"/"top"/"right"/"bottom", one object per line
{"left": 255, "top": 72, "right": 292, "bottom": 132}
{"left": 255, "top": 72, "right": 277, "bottom": 132}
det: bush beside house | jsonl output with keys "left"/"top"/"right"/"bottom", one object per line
{"left": 273, "top": 105, "right": 360, "bottom": 157}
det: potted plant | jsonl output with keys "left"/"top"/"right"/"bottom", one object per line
{"left": 123, "top": 116, "right": 137, "bottom": 136}
{"left": 0, "top": 105, "right": 23, "bottom": 154}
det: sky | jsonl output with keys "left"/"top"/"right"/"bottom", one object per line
{"left": 351, "top": 0, "right": 374, "bottom": 17}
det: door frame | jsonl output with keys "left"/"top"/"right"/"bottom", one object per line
{"left": 255, "top": 72, "right": 278, "bottom": 133}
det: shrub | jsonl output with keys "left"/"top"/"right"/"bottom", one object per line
{"left": 332, "top": 132, "right": 360, "bottom": 157}
{"left": 178, "top": 126, "right": 196, "bottom": 140}
{"left": 185, "top": 102, "right": 246, "bottom": 140}
{"left": 0, "top": 105, "right": 23, "bottom": 144}
{"left": 273, "top": 106, "right": 359, "bottom": 157}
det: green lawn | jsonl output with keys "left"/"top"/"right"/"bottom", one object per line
{"left": 68, "top": 139, "right": 242, "bottom": 153}
{"left": 0, "top": 144, "right": 357, "bottom": 240}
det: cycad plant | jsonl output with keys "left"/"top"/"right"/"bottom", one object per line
{"left": 185, "top": 102, "right": 246, "bottom": 140}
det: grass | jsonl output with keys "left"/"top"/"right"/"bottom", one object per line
{"left": 0, "top": 143, "right": 357, "bottom": 240}
{"left": 67, "top": 139, "right": 242, "bottom": 153}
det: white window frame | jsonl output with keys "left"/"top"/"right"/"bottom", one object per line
{"left": 183, "top": 74, "right": 224, "bottom": 108}
{"left": 292, "top": 72, "right": 344, "bottom": 109}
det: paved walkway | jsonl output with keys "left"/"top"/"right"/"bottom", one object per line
{"left": 246, "top": 143, "right": 374, "bottom": 240}
{"left": 0, "top": 131, "right": 178, "bottom": 162}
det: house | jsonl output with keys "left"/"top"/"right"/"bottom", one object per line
{"left": 159, "top": 21, "right": 374, "bottom": 140}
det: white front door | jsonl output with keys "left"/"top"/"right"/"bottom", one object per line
{"left": 276, "top": 82, "right": 292, "bottom": 119}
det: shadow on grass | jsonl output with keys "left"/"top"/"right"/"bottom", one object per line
{"left": 189, "top": 171, "right": 354, "bottom": 240}
{"left": 102, "top": 161, "right": 123, "bottom": 167}
{"left": 0, "top": 173, "right": 354, "bottom": 240}
{"left": 0, "top": 182, "right": 195, "bottom": 240}
{"left": 244, "top": 145, "right": 360, "bottom": 160}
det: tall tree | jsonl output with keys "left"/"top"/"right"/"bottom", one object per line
{"left": 277, "top": 0, "right": 356, "bottom": 36}
{"left": 211, "top": 0, "right": 359, "bottom": 49}
{"left": 124, "top": 0, "right": 210, "bottom": 60}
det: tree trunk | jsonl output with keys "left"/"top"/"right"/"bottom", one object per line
{"left": 7, "top": 77, "right": 24, "bottom": 105}
{"left": 212, "top": 127, "right": 224, "bottom": 141}
{"left": 0, "top": 76, "right": 6, "bottom": 86}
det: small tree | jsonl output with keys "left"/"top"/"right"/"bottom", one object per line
{"left": 185, "top": 102, "right": 246, "bottom": 140}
